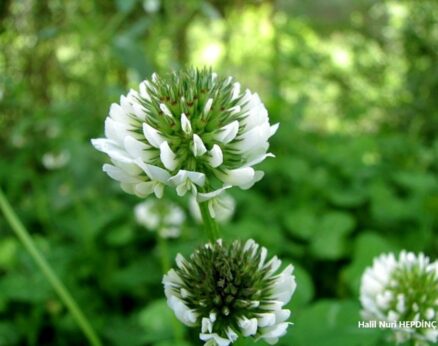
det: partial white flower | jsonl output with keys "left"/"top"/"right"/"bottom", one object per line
{"left": 189, "top": 192, "right": 235, "bottom": 223}
{"left": 92, "top": 68, "right": 278, "bottom": 214}
{"left": 162, "top": 239, "right": 296, "bottom": 345}
{"left": 134, "top": 199, "right": 185, "bottom": 238}
{"left": 360, "top": 251, "right": 438, "bottom": 345}
{"left": 42, "top": 150, "right": 70, "bottom": 170}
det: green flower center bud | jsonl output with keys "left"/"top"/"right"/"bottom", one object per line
{"left": 163, "top": 239, "right": 295, "bottom": 344}
{"left": 178, "top": 241, "right": 271, "bottom": 327}
{"left": 387, "top": 259, "right": 438, "bottom": 321}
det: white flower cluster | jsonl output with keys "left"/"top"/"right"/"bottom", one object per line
{"left": 91, "top": 68, "right": 277, "bottom": 216}
{"left": 134, "top": 199, "right": 185, "bottom": 238}
{"left": 162, "top": 239, "right": 296, "bottom": 345}
{"left": 360, "top": 251, "right": 438, "bottom": 345}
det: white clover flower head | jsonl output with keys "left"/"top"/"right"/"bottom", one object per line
{"left": 189, "top": 192, "right": 235, "bottom": 224}
{"left": 360, "top": 251, "right": 438, "bottom": 345}
{"left": 134, "top": 199, "right": 185, "bottom": 238}
{"left": 91, "top": 68, "right": 278, "bottom": 210}
{"left": 162, "top": 239, "right": 296, "bottom": 345}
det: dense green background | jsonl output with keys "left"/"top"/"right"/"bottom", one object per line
{"left": 1, "top": 0, "right": 437, "bottom": 345}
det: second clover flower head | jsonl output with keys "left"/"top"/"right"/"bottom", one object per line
{"left": 91, "top": 68, "right": 278, "bottom": 210}
{"left": 360, "top": 251, "right": 438, "bottom": 345}
{"left": 162, "top": 239, "right": 296, "bottom": 346}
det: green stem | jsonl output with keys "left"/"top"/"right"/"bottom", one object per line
{"left": 198, "top": 201, "right": 220, "bottom": 241}
{"left": 0, "top": 188, "right": 102, "bottom": 346}
{"left": 156, "top": 232, "right": 184, "bottom": 342}
{"left": 157, "top": 234, "right": 171, "bottom": 272}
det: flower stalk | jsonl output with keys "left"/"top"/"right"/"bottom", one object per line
{"left": 0, "top": 188, "right": 102, "bottom": 346}
{"left": 199, "top": 201, "right": 220, "bottom": 241}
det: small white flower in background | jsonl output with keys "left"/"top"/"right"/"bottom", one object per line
{"left": 189, "top": 193, "right": 235, "bottom": 223}
{"left": 91, "top": 68, "right": 278, "bottom": 215}
{"left": 134, "top": 200, "right": 185, "bottom": 239}
{"left": 162, "top": 239, "right": 296, "bottom": 345}
{"left": 360, "top": 251, "right": 438, "bottom": 345}
{"left": 143, "top": 0, "right": 160, "bottom": 13}
{"left": 42, "top": 150, "right": 70, "bottom": 170}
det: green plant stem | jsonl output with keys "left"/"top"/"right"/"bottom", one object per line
{"left": 156, "top": 232, "right": 185, "bottom": 342}
{"left": 157, "top": 233, "right": 171, "bottom": 272}
{"left": 0, "top": 188, "right": 102, "bottom": 346}
{"left": 199, "top": 201, "right": 220, "bottom": 241}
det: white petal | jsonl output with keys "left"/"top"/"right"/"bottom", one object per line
{"left": 109, "top": 103, "right": 126, "bottom": 123}
{"left": 208, "top": 144, "right": 223, "bottom": 168}
{"left": 112, "top": 159, "right": 142, "bottom": 175}
{"left": 272, "top": 266, "right": 296, "bottom": 304}
{"left": 200, "top": 333, "right": 230, "bottom": 346}
{"left": 175, "top": 254, "right": 186, "bottom": 269}
{"left": 132, "top": 103, "right": 146, "bottom": 120}
{"left": 134, "top": 182, "right": 155, "bottom": 197}
{"left": 176, "top": 184, "right": 189, "bottom": 197}
{"left": 162, "top": 269, "right": 183, "bottom": 286}
{"left": 245, "top": 153, "right": 275, "bottom": 167}
{"left": 228, "top": 105, "right": 241, "bottom": 115}
{"left": 169, "top": 170, "right": 188, "bottom": 186}
{"left": 187, "top": 171, "right": 206, "bottom": 186}
{"left": 139, "top": 81, "right": 151, "bottom": 101}
{"left": 123, "top": 136, "right": 155, "bottom": 161}
{"left": 197, "top": 186, "right": 231, "bottom": 202}
{"left": 91, "top": 138, "right": 128, "bottom": 162}
{"left": 214, "top": 121, "right": 239, "bottom": 144}
{"left": 238, "top": 317, "right": 258, "bottom": 336}
{"left": 259, "top": 247, "right": 268, "bottom": 269}
{"left": 143, "top": 123, "right": 165, "bottom": 148}
{"left": 169, "top": 170, "right": 205, "bottom": 196}
{"left": 160, "top": 103, "right": 173, "bottom": 117}
{"left": 102, "top": 164, "right": 141, "bottom": 183}
{"left": 244, "top": 239, "right": 257, "bottom": 252}
{"left": 261, "top": 322, "right": 289, "bottom": 341}
{"left": 235, "top": 123, "right": 271, "bottom": 153}
{"left": 270, "top": 123, "right": 279, "bottom": 136}
{"left": 167, "top": 296, "right": 197, "bottom": 327}
{"left": 153, "top": 183, "right": 164, "bottom": 198}
{"left": 204, "top": 98, "right": 213, "bottom": 114}
{"left": 265, "top": 256, "right": 282, "bottom": 275}
{"left": 239, "top": 170, "right": 264, "bottom": 190}
{"left": 257, "top": 313, "right": 276, "bottom": 328}
{"left": 216, "top": 167, "right": 255, "bottom": 188}
{"left": 275, "top": 309, "right": 291, "bottom": 323}
{"left": 120, "top": 183, "right": 136, "bottom": 195}
{"left": 105, "top": 118, "right": 129, "bottom": 143}
{"left": 189, "top": 197, "right": 202, "bottom": 223}
{"left": 232, "top": 82, "right": 241, "bottom": 100}
{"left": 192, "top": 134, "right": 207, "bottom": 157}
{"left": 226, "top": 328, "right": 238, "bottom": 342}
{"left": 181, "top": 113, "right": 192, "bottom": 134}
{"left": 160, "top": 141, "right": 178, "bottom": 171}
{"left": 202, "top": 317, "right": 213, "bottom": 333}
{"left": 207, "top": 193, "right": 235, "bottom": 222}
{"left": 135, "top": 159, "right": 171, "bottom": 182}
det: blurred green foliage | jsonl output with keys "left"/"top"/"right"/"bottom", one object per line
{"left": 0, "top": 0, "right": 437, "bottom": 345}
